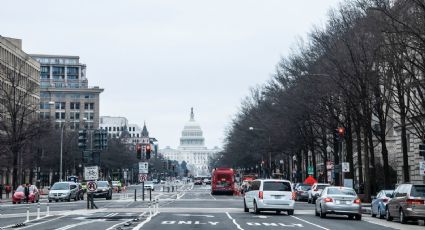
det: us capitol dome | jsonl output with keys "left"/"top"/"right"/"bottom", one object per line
{"left": 160, "top": 108, "right": 220, "bottom": 176}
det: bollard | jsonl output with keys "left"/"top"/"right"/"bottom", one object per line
{"left": 156, "top": 198, "right": 159, "bottom": 213}
{"left": 142, "top": 183, "right": 145, "bottom": 201}
{"left": 149, "top": 189, "right": 152, "bottom": 201}
{"left": 46, "top": 203, "right": 50, "bottom": 216}
{"left": 37, "top": 202, "right": 40, "bottom": 219}
{"left": 149, "top": 201, "right": 152, "bottom": 216}
{"left": 26, "top": 207, "right": 30, "bottom": 222}
{"left": 134, "top": 189, "right": 137, "bottom": 201}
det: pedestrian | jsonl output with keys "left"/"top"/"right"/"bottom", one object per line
{"left": 24, "top": 183, "right": 30, "bottom": 203}
{"left": 5, "top": 184, "right": 11, "bottom": 199}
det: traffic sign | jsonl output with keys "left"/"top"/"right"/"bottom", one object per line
{"left": 420, "top": 162, "right": 425, "bottom": 176}
{"left": 307, "top": 166, "right": 313, "bottom": 175}
{"left": 326, "top": 161, "right": 334, "bottom": 170}
{"left": 87, "top": 181, "right": 97, "bottom": 192}
{"left": 139, "top": 173, "right": 147, "bottom": 182}
{"left": 342, "top": 162, "right": 350, "bottom": 173}
{"left": 84, "top": 166, "right": 99, "bottom": 180}
{"left": 139, "top": 162, "right": 148, "bottom": 174}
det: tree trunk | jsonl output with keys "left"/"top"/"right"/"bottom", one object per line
{"left": 368, "top": 126, "right": 376, "bottom": 196}
{"left": 356, "top": 124, "right": 363, "bottom": 193}
{"left": 363, "top": 126, "right": 371, "bottom": 199}
{"left": 346, "top": 110, "right": 354, "bottom": 180}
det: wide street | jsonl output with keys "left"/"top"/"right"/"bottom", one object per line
{"left": 0, "top": 183, "right": 423, "bottom": 230}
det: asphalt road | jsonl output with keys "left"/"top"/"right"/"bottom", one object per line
{"left": 1, "top": 183, "right": 425, "bottom": 230}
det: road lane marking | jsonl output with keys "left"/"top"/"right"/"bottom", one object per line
{"left": 210, "top": 193, "right": 217, "bottom": 200}
{"left": 291, "top": 216, "right": 330, "bottom": 230}
{"left": 226, "top": 212, "right": 244, "bottom": 230}
{"left": 105, "top": 211, "right": 146, "bottom": 230}
{"left": 174, "top": 214, "right": 215, "bottom": 217}
{"left": 18, "top": 215, "right": 65, "bottom": 229}
{"left": 131, "top": 211, "right": 159, "bottom": 230}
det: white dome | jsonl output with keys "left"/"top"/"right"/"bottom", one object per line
{"left": 179, "top": 108, "right": 205, "bottom": 147}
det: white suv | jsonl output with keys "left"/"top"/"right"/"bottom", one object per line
{"left": 244, "top": 179, "right": 295, "bottom": 215}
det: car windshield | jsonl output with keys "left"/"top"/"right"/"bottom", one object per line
{"left": 317, "top": 185, "right": 329, "bottom": 190}
{"left": 327, "top": 188, "right": 356, "bottom": 196}
{"left": 384, "top": 190, "right": 394, "bottom": 197}
{"left": 97, "top": 181, "right": 108, "bottom": 187}
{"left": 112, "top": 181, "right": 119, "bottom": 185}
{"left": 263, "top": 181, "right": 291, "bottom": 191}
{"left": 412, "top": 185, "right": 425, "bottom": 197}
{"left": 16, "top": 186, "right": 24, "bottom": 192}
{"left": 300, "top": 185, "right": 311, "bottom": 190}
{"left": 51, "top": 183, "right": 69, "bottom": 190}
{"left": 145, "top": 181, "right": 153, "bottom": 185}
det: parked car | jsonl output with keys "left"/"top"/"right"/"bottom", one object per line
{"left": 203, "top": 178, "right": 211, "bottom": 185}
{"left": 295, "top": 184, "right": 311, "bottom": 201}
{"left": 244, "top": 179, "right": 295, "bottom": 215}
{"left": 13, "top": 185, "right": 40, "bottom": 204}
{"left": 308, "top": 183, "right": 330, "bottom": 204}
{"left": 386, "top": 183, "right": 425, "bottom": 224}
{"left": 315, "top": 186, "right": 362, "bottom": 220}
{"left": 48, "top": 182, "right": 79, "bottom": 202}
{"left": 93, "top": 181, "right": 113, "bottom": 200}
{"left": 371, "top": 189, "right": 393, "bottom": 219}
{"left": 194, "top": 178, "right": 203, "bottom": 185}
{"left": 112, "top": 181, "right": 122, "bottom": 193}
{"left": 144, "top": 181, "right": 154, "bottom": 190}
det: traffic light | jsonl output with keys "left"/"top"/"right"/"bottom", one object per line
{"left": 337, "top": 127, "right": 345, "bottom": 138}
{"left": 146, "top": 144, "right": 151, "bottom": 160}
{"left": 420, "top": 143, "right": 425, "bottom": 159}
{"left": 78, "top": 130, "right": 87, "bottom": 150}
{"left": 136, "top": 144, "right": 142, "bottom": 159}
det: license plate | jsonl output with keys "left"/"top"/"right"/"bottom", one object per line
{"left": 273, "top": 195, "right": 283, "bottom": 199}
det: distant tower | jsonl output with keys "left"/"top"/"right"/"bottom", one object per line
{"left": 141, "top": 121, "right": 149, "bottom": 137}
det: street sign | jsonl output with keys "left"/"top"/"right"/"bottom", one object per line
{"left": 87, "top": 181, "right": 97, "bottom": 192}
{"left": 84, "top": 166, "right": 99, "bottom": 180}
{"left": 342, "top": 162, "right": 350, "bottom": 173}
{"left": 307, "top": 166, "right": 314, "bottom": 175}
{"left": 139, "top": 162, "right": 148, "bottom": 174}
{"left": 139, "top": 173, "right": 147, "bottom": 182}
{"left": 420, "top": 162, "right": 425, "bottom": 176}
{"left": 334, "top": 164, "right": 341, "bottom": 173}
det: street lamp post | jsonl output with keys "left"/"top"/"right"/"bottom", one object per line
{"left": 48, "top": 101, "right": 66, "bottom": 182}
{"left": 249, "top": 126, "right": 271, "bottom": 178}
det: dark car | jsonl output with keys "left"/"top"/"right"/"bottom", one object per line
{"left": 295, "top": 184, "right": 311, "bottom": 201}
{"left": 194, "top": 178, "right": 203, "bottom": 185}
{"left": 386, "top": 183, "right": 425, "bottom": 224}
{"left": 93, "top": 181, "right": 113, "bottom": 200}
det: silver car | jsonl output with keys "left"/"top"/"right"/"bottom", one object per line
{"left": 315, "top": 186, "right": 362, "bottom": 220}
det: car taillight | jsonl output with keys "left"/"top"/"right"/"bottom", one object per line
{"left": 292, "top": 192, "right": 296, "bottom": 200}
{"left": 259, "top": 191, "right": 263, "bottom": 200}
{"left": 354, "top": 199, "right": 361, "bottom": 204}
{"left": 314, "top": 189, "right": 318, "bottom": 191}
{"left": 407, "top": 199, "right": 424, "bottom": 205}
{"left": 382, "top": 198, "right": 388, "bottom": 203}
{"left": 324, "top": 197, "right": 333, "bottom": 202}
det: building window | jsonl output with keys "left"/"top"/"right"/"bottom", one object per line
{"left": 55, "top": 102, "right": 66, "bottom": 110}
{"left": 70, "top": 102, "right": 80, "bottom": 110}
{"left": 109, "top": 127, "right": 111, "bottom": 131}
{"left": 84, "top": 103, "right": 94, "bottom": 110}
{"left": 55, "top": 112, "right": 65, "bottom": 120}
{"left": 84, "top": 112, "right": 94, "bottom": 121}
{"left": 137, "top": 134, "right": 139, "bottom": 138}
{"left": 39, "top": 112, "right": 50, "bottom": 119}
{"left": 39, "top": 102, "right": 50, "bottom": 109}
{"left": 70, "top": 112, "right": 80, "bottom": 120}
{"left": 113, "top": 127, "right": 116, "bottom": 131}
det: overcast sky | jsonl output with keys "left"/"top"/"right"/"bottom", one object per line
{"left": 2, "top": 0, "right": 340, "bottom": 149}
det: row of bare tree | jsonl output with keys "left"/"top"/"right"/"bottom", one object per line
{"left": 216, "top": 0, "right": 425, "bottom": 199}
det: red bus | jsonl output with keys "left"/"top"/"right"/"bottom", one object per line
{"left": 211, "top": 168, "right": 235, "bottom": 195}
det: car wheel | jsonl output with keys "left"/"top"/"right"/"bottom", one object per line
{"left": 386, "top": 207, "right": 393, "bottom": 221}
{"left": 74, "top": 195, "right": 78, "bottom": 201}
{"left": 243, "top": 199, "right": 249, "bottom": 212}
{"left": 399, "top": 209, "right": 407, "bottom": 224}
{"left": 48, "top": 200, "right": 52, "bottom": 203}
{"left": 254, "top": 201, "right": 260, "bottom": 214}
{"left": 355, "top": 214, "right": 362, "bottom": 221}
{"left": 67, "top": 196, "right": 71, "bottom": 202}
{"left": 371, "top": 204, "right": 376, "bottom": 217}
{"left": 12, "top": 201, "right": 16, "bottom": 204}
{"left": 287, "top": 210, "right": 294, "bottom": 215}
{"left": 320, "top": 206, "right": 326, "bottom": 218}
{"left": 348, "top": 214, "right": 354, "bottom": 219}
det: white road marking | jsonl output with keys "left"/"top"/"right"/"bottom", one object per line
{"left": 253, "top": 215, "right": 268, "bottom": 219}
{"left": 174, "top": 214, "right": 215, "bottom": 218}
{"left": 18, "top": 215, "right": 65, "bottom": 229}
{"left": 291, "top": 216, "right": 330, "bottom": 230}
{"left": 132, "top": 212, "right": 159, "bottom": 230}
{"left": 55, "top": 220, "right": 100, "bottom": 230}
{"left": 210, "top": 193, "right": 217, "bottom": 200}
{"left": 105, "top": 212, "right": 146, "bottom": 230}
{"left": 226, "top": 212, "right": 244, "bottom": 230}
